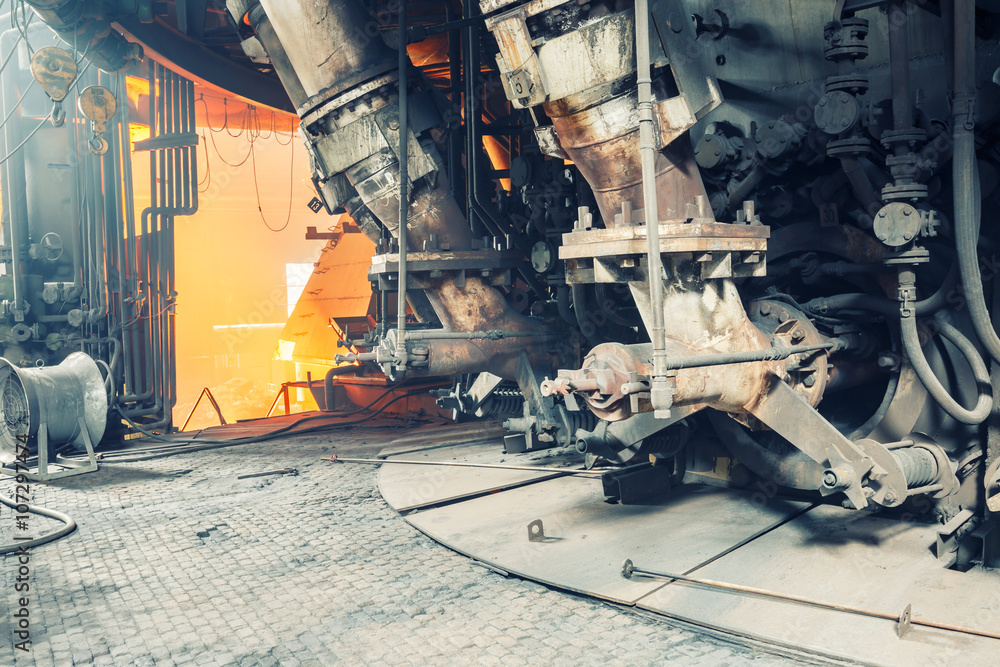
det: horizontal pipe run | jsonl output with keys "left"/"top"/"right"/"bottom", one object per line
{"left": 636, "top": 340, "right": 850, "bottom": 375}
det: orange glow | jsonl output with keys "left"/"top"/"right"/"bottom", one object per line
{"left": 483, "top": 134, "right": 511, "bottom": 191}
{"left": 125, "top": 76, "right": 150, "bottom": 109}
{"left": 128, "top": 122, "right": 150, "bottom": 145}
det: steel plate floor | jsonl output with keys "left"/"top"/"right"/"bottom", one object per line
{"left": 379, "top": 430, "right": 1000, "bottom": 666}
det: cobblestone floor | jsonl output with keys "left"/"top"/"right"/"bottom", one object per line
{"left": 2, "top": 418, "right": 814, "bottom": 666}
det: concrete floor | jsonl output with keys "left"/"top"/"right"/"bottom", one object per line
{"left": 2, "top": 417, "right": 820, "bottom": 666}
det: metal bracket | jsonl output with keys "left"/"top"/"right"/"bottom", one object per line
{"left": 749, "top": 379, "right": 873, "bottom": 509}
{"left": 527, "top": 519, "right": 546, "bottom": 542}
{"left": 1, "top": 420, "right": 99, "bottom": 482}
{"left": 490, "top": 8, "right": 548, "bottom": 107}
{"left": 650, "top": 0, "right": 724, "bottom": 120}
{"left": 897, "top": 604, "right": 913, "bottom": 639}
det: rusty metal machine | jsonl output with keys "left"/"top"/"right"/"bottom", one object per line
{"left": 20, "top": 0, "right": 1000, "bottom": 565}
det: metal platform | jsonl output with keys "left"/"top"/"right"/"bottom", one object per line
{"left": 377, "top": 428, "right": 1000, "bottom": 665}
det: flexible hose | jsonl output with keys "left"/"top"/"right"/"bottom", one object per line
{"left": 804, "top": 263, "right": 958, "bottom": 317}
{"left": 952, "top": 0, "right": 1000, "bottom": 363}
{"left": 323, "top": 364, "right": 362, "bottom": 411}
{"left": 900, "top": 312, "right": 992, "bottom": 424}
{"left": 0, "top": 495, "right": 76, "bottom": 554}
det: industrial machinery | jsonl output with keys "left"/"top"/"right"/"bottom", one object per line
{"left": 15, "top": 0, "right": 1000, "bottom": 565}
{"left": 0, "top": 14, "right": 199, "bottom": 469}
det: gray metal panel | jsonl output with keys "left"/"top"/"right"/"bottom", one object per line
{"left": 637, "top": 504, "right": 1000, "bottom": 665}
{"left": 402, "top": 476, "right": 811, "bottom": 604}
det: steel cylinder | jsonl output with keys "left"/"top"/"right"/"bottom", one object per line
{"left": 257, "top": 0, "right": 395, "bottom": 105}
{"left": 244, "top": 4, "right": 309, "bottom": 108}
{"left": 0, "top": 352, "right": 108, "bottom": 459}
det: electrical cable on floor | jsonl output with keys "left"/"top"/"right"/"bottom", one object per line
{"left": 0, "top": 495, "right": 77, "bottom": 555}
{"left": 71, "top": 391, "right": 428, "bottom": 463}
{"left": 96, "top": 380, "right": 415, "bottom": 456}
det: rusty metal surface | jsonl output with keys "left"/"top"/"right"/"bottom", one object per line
{"left": 559, "top": 222, "right": 769, "bottom": 259}
{"left": 637, "top": 504, "right": 1000, "bottom": 666}
{"left": 400, "top": 472, "right": 811, "bottom": 604}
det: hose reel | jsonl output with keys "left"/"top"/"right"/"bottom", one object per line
{"left": 0, "top": 352, "right": 107, "bottom": 480}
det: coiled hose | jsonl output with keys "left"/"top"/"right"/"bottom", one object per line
{"left": 900, "top": 311, "right": 992, "bottom": 424}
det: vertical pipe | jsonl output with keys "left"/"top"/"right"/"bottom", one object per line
{"left": 888, "top": 2, "right": 912, "bottom": 132}
{"left": 464, "top": 10, "right": 481, "bottom": 236}
{"left": 941, "top": 0, "right": 955, "bottom": 94}
{"left": 395, "top": 2, "right": 409, "bottom": 368}
{"left": 1, "top": 44, "right": 28, "bottom": 315}
{"left": 446, "top": 3, "right": 464, "bottom": 206}
{"left": 634, "top": 0, "right": 669, "bottom": 401}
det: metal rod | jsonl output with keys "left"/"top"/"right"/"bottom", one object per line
{"left": 324, "top": 456, "right": 604, "bottom": 476}
{"left": 660, "top": 340, "right": 844, "bottom": 371}
{"left": 395, "top": 1, "right": 409, "bottom": 370}
{"left": 180, "top": 387, "right": 227, "bottom": 431}
{"left": 445, "top": 3, "right": 464, "bottom": 204}
{"left": 237, "top": 468, "right": 297, "bottom": 480}
{"left": 620, "top": 560, "right": 1000, "bottom": 641}
{"left": 634, "top": 0, "right": 669, "bottom": 407}
{"left": 403, "top": 330, "right": 556, "bottom": 341}
{"left": 906, "top": 483, "right": 943, "bottom": 497}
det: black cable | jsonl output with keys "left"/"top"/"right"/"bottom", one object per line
{"left": 252, "top": 129, "right": 294, "bottom": 232}
{"left": 101, "top": 381, "right": 426, "bottom": 455}
{"left": 124, "top": 380, "right": 420, "bottom": 448}
{"left": 273, "top": 112, "right": 294, "bottom": 145}
{"left": 197, "top": 131, "right": 211, "bottom": 192}
{"left": 199, "top": 96, "right": 254, "bottom": 166}
{"left": 198, "top": 94, "right": 228, "bottom": 133}
{"left": 205, "top": 114, "right": 254, "bottom": 166}
{"left": 96, "top": 391, "right": 425, "bottom": 462}
{"left": 223, "top": 98, "right": 244, "bottom": 138}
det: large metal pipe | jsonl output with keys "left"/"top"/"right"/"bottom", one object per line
{"left": 245, "top": 5, "right": 308, "bottom": 108}
{"left": 254, "top": 0, "right": 555, "bottom": 380}
{"left": 257, "top": 0, "right": 395, "bottom": 109}
{"left": 395, "top": 0, "right": 409, "bottom": 369}
{"left": 888, "top": 2, "right": 913, "bottom": 133}
{"left": 0, "top": 29, "right": 29, "bottom": 316}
